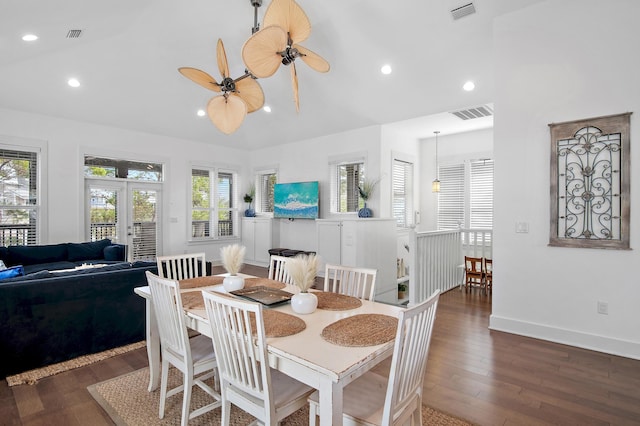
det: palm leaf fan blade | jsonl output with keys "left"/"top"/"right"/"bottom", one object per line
{"left": 234, "top": 78, "right": 264, "bottom": 113}
{"left": 177, "top": 67, "right": 221, "bottom": 92}
{"left": 295, "top": 45, "right": 330, "bottom": 73}
{"left": 216, "top": 39, "right": 230, "bottom": 78}
{"left": 207, "top": 95, "right": 248, "bottom": 134}
{"left": 242, "top": 26, "right": 287, "bottom": 78}
{"left": 291, "top": 63, "right": 299, "bottom": 112}
{"left": 264, "top": 0, "right": 311, "bottom": 44}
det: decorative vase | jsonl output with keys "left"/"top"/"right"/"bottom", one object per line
{"left": 290, "top": 291, "right": 318, "bottom": 314}
{"left": 244, "top": 204, "right": 256, "bottom": 217}
{"left": 358, "top": 202, "right": 372, "bottom": 218}
{"left": 223, "top": 274, "right": 245, "bottom": 292}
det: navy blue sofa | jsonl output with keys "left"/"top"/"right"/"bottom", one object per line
{"left": 0, "top": 240, "right": 157, "bottom": 377}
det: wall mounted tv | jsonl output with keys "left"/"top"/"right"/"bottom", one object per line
{"left": 273, "top": 181, "right": 319, "bottom": 219}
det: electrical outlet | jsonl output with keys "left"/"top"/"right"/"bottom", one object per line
{"left": 597, "top": 301, "right": 608, "bottom": 315}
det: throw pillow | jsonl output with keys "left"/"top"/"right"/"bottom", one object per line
{"left": 0, "top": 265, "right": 24, "bottom": 281}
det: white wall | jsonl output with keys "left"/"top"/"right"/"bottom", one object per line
{"left": 0, "top": 108, "right": 248, "bottom": 262}
{"left": 419, "top": 128, "right": 493, "bottom": 231}
{"left": 491, "top": 0, "right": 640, "bottom": 359}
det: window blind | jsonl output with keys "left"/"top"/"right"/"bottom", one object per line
{"left": 255, "top": 172, "right": 276, "bottom": 213}
{"left": 392, "top": 159, "right": 414, "bottom": 227}
{"left": 437, "top": 164, "right": 464, "bottom": 230}
{"left": 330, "top": 161, "right": 364, "bottom": 213}
{"left": 470, "top": 160, "right": 494, "bottom": 229}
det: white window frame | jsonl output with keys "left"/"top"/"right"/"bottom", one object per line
{"left": 189, "top": 164, "right": 239, "bottom": 241}
{"left": 254, "top": 167, "right": 278, "bottom": 215}
{"left": 437, "top": 158, "right": 493, "bottom": 230}
{"left": 0, "top": 137, "right": 48, "bottom": 246}
{"left": 392, "top": 156, "right": 415, "bottom": 228}
{"left": 329, "top": 153, "right": 367, "bottom": 214}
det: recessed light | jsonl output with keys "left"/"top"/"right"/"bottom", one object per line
{"left": 22, "top": 34, "right": 38, "bottom": 42}
{"left": 381, "top": 64, "right": 392, "bottom": 75}
{"left": 263, "top": 105, "right": 272, "bottom": 113}
{"left": 197, "top": 109, "right": 206, "bottom": 117}
{"left": 67, "top": 78, "right": 81, "bottom": 88}
{"left": 463, "top": 81, "right": 475, "bottom": 91}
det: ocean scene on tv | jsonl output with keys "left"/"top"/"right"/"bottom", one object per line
{"left": 274, "top": 181, "right": 319, "bottom": 219}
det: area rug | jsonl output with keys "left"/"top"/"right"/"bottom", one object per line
{"left": 88, "top": 367, "right": 472, "bottom": 425}
{"left": 6, "top": 341, "right": 146, "bottom": 386}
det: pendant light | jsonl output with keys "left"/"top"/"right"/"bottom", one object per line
{"left": 432, "top": 131, "right": 441, "bottom": 193}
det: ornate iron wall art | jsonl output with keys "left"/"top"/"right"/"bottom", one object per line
{"left": 549, "top": 113, "right": 631, "bottom": 249}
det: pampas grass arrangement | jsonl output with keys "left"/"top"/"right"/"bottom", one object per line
{"left": 285, "top": 254, "right": 319, "bottom": 292}
{"left": 220, "top": 244, "right": 246, "bottom": 275}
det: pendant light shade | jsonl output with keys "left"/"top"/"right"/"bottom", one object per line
{"left": 432, "top": 131, "right": 440, "bottom": 193}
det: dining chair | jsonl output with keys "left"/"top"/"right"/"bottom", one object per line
{"left": 323, "top": 263, "right": 378, "bottom": 301}
{"left": 268, "top": 254, "right": 294, "bottom": 284}
{"left": 145, "top": 271, "right": 220, "bottom": 426}
{"left": 157, "top": 252, "right": 206, "bottom": 280}
{"left": 308, "top": 289, "right": 440, "bottom": 426}
{"left": 484, "top": 257, "right": 493, "bottom": 294}
{"left": 201, "top": 290, "right": 315, "bottom": 426}
{"left": 464, "top": 256, "right": 485, "bottom": 294}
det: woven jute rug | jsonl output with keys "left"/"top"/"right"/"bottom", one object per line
{"left": 6, "top": 341, "right": 146, "bottom": 386}
{"left": 314, "top": 291, "right": 362, "bottom": 310}
{"left": 88, "top": 367, "right": 473, "bottom": 426}
{"left": 321, "top": 314, "right": 398, "bottom": 347}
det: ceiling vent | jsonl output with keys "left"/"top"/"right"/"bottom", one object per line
{"left": 450, "top": 105, "right": 493, "bottom": 120}
{"left": 451, "top": 3, "right": 476, "bottom": 20}
{"left": 66, "top": 29, "right": 83, "bottom": 39}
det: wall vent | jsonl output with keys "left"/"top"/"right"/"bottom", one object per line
{"left": 66, "top": 29, "right": 83, "bottom": 39}
{"left": 450, "top": 105, "right": 493, "bottom": 120}
{"left": 451, "top": 3, "right": 476, "bottom": 20}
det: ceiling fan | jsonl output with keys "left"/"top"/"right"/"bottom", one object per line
{"left": 178, "top": 38, "right": 264, "bottom": 135}
{"left": 242, "top": 0, "right": 330, "bottom": 112}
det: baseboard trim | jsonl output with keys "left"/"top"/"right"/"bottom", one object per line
{"left": 489, "top": 314, "right": 640, "bottom": 361}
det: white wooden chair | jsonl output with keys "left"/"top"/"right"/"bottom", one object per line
{"left": 268, "top": 254, "right": 294, "bottom": 285}
{"left": 309, "top": 289, "right": 441, "bottom": 426}
{"left": 145, "top": 272, "right": 220, "bottom": 426}
{"left": 323, "top": 263, "right": 378, "bottom": 301}
{"left": 156, "top": 252, "right": 206, "bottom": 280}
{"left": 201, "top": 290, "right": 314, "bottom": 425}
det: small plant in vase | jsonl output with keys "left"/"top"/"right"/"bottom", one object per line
{"left": 398, "top": 283, "right": 408, "bottom": 299}
{"left": 243, "top": 186, "right": 256, "bottom": 217}
{"left": 286, "top": 254, "right": 319, "bottom": 314}
{"left": 220, "top": 244, "right": 246, "bottom": 292}
{"left": 357, "top": 177, "right": 380, "bottom": 218}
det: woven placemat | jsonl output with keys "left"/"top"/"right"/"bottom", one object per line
{"left": 244, "top": 277, "right": 287, "bottom": 289}
{"left": 179, "top": 275, "right": 224, "bottom": 289}
{"left": 321, "top": 314, "right": 398, "bottom": 347}
{"left": 315, "top": 292, "right": 362, "bottom": 310}
{"left": 181, "top": 291, "right": 206, "bottom": 310}
{"left": 252, "top": 310, "right": 306, "bottom": 337}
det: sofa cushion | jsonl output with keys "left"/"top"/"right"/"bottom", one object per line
{"left": 0, "top": 265, "right": 24, "bottom": 281}
{"left": 7, "top": 244, "right": 68, "bottom": 266}
{"left": 23, "top": 261, "right": 78, "bottom": 275}
{"left": 0, "top": 269, "right": 53, "bottom": 283}
{"left": 67, "top": 239, "right": 112, "bottom": 262}
{"left": 103, "top": 244, "right": 125, "bottom": 261}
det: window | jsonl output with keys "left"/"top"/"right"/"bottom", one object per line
{"left": 191, "top": 167, "right": 238, "bottom": 239}
{"left": 437, "top": 159, "right": 493, "bottom": 230}
{"left": 392, "top": 159, "right": 414, "bottom": 227}
{"left": 330, "top": 160, "right": 365, "bottom": 213}
{"left": 84, "top": 156, "right": 162, "bottom": 181}
{"left": 255, "top": 170, "right": 277, "bottom": 213}
{"left": 0, "top": 148, "right": 39, "bottom": 246}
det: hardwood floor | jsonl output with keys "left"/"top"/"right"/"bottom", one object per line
{"left": 2, "top": 265, "right": 640, "bottom": 425}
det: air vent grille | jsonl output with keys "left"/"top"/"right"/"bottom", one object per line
{"left": 66, "top": 29, "right": 83, "bottom": 39}
{"left": 451, "top": 3, "right": 476, "bottom": 20}
{"left": 450, "top": 105, "right": 493, "bottom": 120}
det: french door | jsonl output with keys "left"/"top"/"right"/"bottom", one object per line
{"left": 85, "top": 179, "right": 162, "bottom": 261}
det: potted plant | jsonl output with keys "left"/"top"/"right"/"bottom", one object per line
{"left": 220, "top": 244, "right": 246, "bottom": 291}
{"left": 243, "top": 185, "right": 256, "bottom": 217}
{"left": 286, "top": 254, "right": 319, "bottom": 314}
{"left": 357, "top": 177, "right": 380, "bottom": 218}
{"left": 398, "top": 283, "right": 407, "bottom": 299}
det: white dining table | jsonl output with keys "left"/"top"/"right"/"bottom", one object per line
{"left": 134, "top": 275, "right": 403, "bottom": 426}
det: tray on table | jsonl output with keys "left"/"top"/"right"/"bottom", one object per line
{"left": 230, "top": 285, "right": 293, "bottom": 306}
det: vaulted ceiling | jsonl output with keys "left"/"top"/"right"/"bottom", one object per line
{"left": 0, "top": 0, "right": 543, "bottom": 150}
